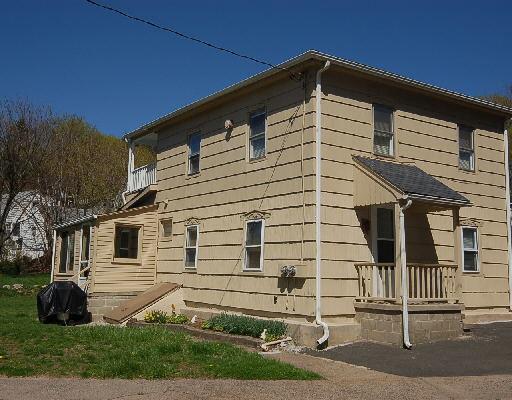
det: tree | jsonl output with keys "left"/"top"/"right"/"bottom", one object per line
{"left": 0, "top": 100, "right": 53, "bottom": 257}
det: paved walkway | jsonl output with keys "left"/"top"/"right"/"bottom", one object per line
{"left": 304, "top": 322, "right": 512, "bottom": 377}
{"left": 1, "top": 352, "right": 512, "bottom": 399}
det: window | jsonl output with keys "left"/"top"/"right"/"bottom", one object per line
{"left": 184, "top": 225, "right": 199, "bottom": 268}
{"left": 81, "top": 226, "right": 91, "bottom": 262}
{"left": 249, "top": 109, "right": 266, "bottom": 160}
{"left": 161, "top": 219, "right": 173, "bottom": 239}
{"left": 12, "top": 222, "right": 20, "bottom": 237}
{"left": 462, "top": 227, "right": 479, "bottom": 272}
{"left": 459, "top": 126, "right": 475, "bottom": 171}
{"left": 376, "top": 208, "right": 394, "bottom": 263}
{"left": 59, "top": 231, "right": 75, "bottom": 273}
{"left": 373, "top": 105, "right": 394, "bottom": 156}
{"left": 244, "top": 220, "right": 264, "bottom": 270}
{"left": 114, "top": 225, "right": 140, "bottom": 259}
{"left": 188, "top": 133, "right": 201, "bottom": 175}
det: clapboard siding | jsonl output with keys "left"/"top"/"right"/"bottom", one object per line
{"left": 90, "top": 206, "right": 158, "bottom": 294}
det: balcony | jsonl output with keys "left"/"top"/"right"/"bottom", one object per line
{"left": 127, "top": 163, "right": 156, "bottom": 193}
{"left": 355, "top": 262, "right": 459, "bottom": 303}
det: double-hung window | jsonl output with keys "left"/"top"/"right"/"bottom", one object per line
{"left": 184, "top": 225, "right": 199, "bottom": 269}
{"left": 462, "top": 227, "right": 479, "bottom": 272}
{"left": 249, "top": 109, "right": 266, "bottom": 160}
{"left": 373, "top": 105, "right": 394, "bottom": 156}
{"left": 459, "top": 126, "right": 475, "bottom": 171}
{"left": 244, "top": 219, "right": 264, "bottom": 270}
{"left": 114, "top": 225, "right": 140, "bottom": 260}
{"left": 188, "top": 133, "right": 201, "bottom": 175}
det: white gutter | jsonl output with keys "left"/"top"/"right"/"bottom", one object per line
{"left": 504, "top": 129, "right": 512, "bottom": 310}
{"left": 315, "top": 60, "right": 330, "bottom": 347}
{"left": 50, "top": 229, "right": 57, "bottom": 283}
{"left": 399, "top": 197, "right": 413, "bottom": 349}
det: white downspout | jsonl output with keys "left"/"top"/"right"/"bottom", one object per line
{"left": 315, "top": 60, "right": 331, "bottom": 347}
{"left": 400, "top": 197, "right": 413, "bottom": 349}
{"left": 503, "top": 129, "right": 512, "bottom": 310}
{"left": 50, "top": 229, "right": 57, "bottom": 283}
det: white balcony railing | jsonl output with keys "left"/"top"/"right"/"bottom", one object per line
{"left": 127, "top": 163, "right": 156, "bottom": 193}
{"left": 355, "top": 262, "right": 458, "bottom": 303}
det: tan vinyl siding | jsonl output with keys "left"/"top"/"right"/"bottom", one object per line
{"left": 156, "top": 74, "right": 318, "bottom": 320}
{"left": 320, "top": 69, "right": 508, "bottom": 316}
{"left": 90, "top": 206, "right": 158, "bottom": 294}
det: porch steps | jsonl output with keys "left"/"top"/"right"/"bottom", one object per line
{"left": 103, "top": 282, "right": 181, "bottom": 324}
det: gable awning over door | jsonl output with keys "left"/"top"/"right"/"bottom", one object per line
{"left": 352, "top": 156, "right": 471, "bottom": 210}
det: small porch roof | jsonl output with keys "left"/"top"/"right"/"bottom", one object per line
{"left": 353, "top": 156, "right": 471, "bottom": 208}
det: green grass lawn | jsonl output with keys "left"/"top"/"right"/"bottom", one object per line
{"left": 0, "top": 274, "right": 319, "bottom": 380}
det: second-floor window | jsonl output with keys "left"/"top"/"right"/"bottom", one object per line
{"left": 249, "top": 109, "right": 266, "bottom": 160}
{"left": 459, "top": 125, "right": 475, "bottom": 171}
{"left": 188, "top": 132, "right": 201, "bottom": 175}
{"left": 373, "top": 105, "right": 394, "bottom": 156}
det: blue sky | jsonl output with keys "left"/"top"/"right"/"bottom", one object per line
{"left": 1, "top": 0, "right": 511, "bottom": 136}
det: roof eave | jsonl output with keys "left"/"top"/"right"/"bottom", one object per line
{"left": 124, "top": 50, "right": 512, "bottom": 141}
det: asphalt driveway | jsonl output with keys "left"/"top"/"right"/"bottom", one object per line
{"left": 305, "top": 322, "right": 512, "bottom": 377}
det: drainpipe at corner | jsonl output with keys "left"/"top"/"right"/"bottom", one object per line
{"left": 315, "top": 60, "right": 331, "bottom": 347}
{"left": 399, "top": 196, "right": 413, "bottom": 349}
{"left": 503, "top": 129, "right": 512, "bottom": 310}
{"left": 50, "top": 229, "right": 57, "bottom": 283}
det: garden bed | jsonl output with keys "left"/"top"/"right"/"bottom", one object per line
{"left": 127, "top": 320, "right": 264, "bottom": 349}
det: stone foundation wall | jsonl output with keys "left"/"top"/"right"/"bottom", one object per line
{"left": 88, "top": 292, "right": 137, "bottom": 322}
{"left": 355, "top": 302, "right": 463, "bottom": 345}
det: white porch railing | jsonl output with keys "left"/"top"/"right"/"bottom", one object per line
{"left": 127, "top": 163, "right": 156, "bottom": 193}
{"left": 355, "top": 262, "right": 458, "bottom": 303}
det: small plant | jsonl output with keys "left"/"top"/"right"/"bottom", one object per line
{"left": 144, "top": 310, "right": 169, "bottom": 324}
{"left": 202, "top": 313, "right": 287, "bottom": 339}
{"left": 143, "top": 310, "right": 188, "bottom": 324}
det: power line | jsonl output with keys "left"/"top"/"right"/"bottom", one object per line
{"left": 83, "top": 0, "right": 302, "bottom": 80}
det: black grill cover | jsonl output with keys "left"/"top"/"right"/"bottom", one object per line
{"left": 37, "top": 281, "right": 88, "bottom": 323}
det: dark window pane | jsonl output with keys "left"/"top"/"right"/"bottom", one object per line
{"left": 246, "top": 221, "right": 262, "bottom": 245}
{"left": 250, "top": 137, "right": 266, "bottom": 159}
{"left": 186, "top": 226, "right": 198, "bottom": 247}
{"left": 459, "top": 127, "right": 473, "bottom": 149}
{"left": 250, "top": 112, "right": 265, "bottom": 137}
{"left": 188, "top": 133, "right": 201, "bottom": 155}
{"left": 374, "top": 106, "right": 393, "bottom": 133}
{"left": 463, "top": 228, "right": 476, "bottom": 249}
{"left": 463, "top": 251, "right": 478, "bottom": 272}
{"left": 459, "top": 150, "right": 473, "bottom": 170}
{"left": 245, "top": 246, "right": 261, "bottom": 269}
{"left": 68, "top": 233, "right": 75, "bottom": 270}
{"left": 59, "top": 232, "right": 68, "bottom": 273}
{"left": 189, "top": 154, "right": 200, "bottom": 175}
{"left": 377, "top": 240, "right": 394, "bottom": 263}
{"left": 377, "top": 208, "right": 394, "bottom": 239}
{"left": 374, "top": 132, "right": 392, "bottom": 155}
{"left": 185, "top": 248, "right": 196, "bottom": 268}
{"left": 115, "top": 226, "right": 139, "bottom": 259}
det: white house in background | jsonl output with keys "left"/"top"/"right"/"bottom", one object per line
{"left": 1, "top": 191, "right": 47, "bottom": 259}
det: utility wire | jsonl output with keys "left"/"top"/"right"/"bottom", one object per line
{"left": 83, "top": 0, "right": 302, "bottom": 80}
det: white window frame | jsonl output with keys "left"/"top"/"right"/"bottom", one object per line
{"left": 248, "top": 108, "right": 267, "bottom": 161}
{"left": 243, "top": 219, "right": 265, "bottom": 271}
{"left": 461, "top": 226, "right": 479, "bottom": 273}
{"left": 187, "top": 132, "right": 201, "bottom": 175}
{"left": 184, "top": 224, "right": 199, "bottom": 269}
{"left": 373, "top": 104, "right": 394, "bottom": 157}
{"left": 458, "top": 125, "right": 475, "bottom": 171}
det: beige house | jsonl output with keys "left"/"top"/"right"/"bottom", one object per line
{"left": 51, "top": 50, "right": 512, "bottom": 347}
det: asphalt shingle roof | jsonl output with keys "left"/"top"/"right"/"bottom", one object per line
{"left": 353, "top": 156, "right": 470, "bottom": 205}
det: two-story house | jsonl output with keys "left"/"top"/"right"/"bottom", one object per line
{"left": 51, "top": 51, "right": 512, "bottom": 348}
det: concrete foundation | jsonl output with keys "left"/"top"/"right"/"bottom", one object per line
{"left": 355, "top": 302, "right": 464, "bottom": 345}
{"left": 87, "top": 292, "right": 138, "bottom": 322}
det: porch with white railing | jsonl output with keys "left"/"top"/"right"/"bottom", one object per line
{"left": 127, "top": 163, "right": 156, "bottom": 193}
{"left": 355, "top": 262, "right": 459, "bottom": 304}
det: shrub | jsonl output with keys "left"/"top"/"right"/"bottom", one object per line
{"left": 143, "top": 310, "right": 188, "bottom": 324}
{"left": 0, "top": 256, "right": 33, "bottom": 275}
{"left": 202, "top": 313, "right": 287, "bottom": 339}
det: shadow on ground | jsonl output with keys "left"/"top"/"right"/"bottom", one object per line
{"left": 304, "top": 322, "right": 512, "bottom": 377}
